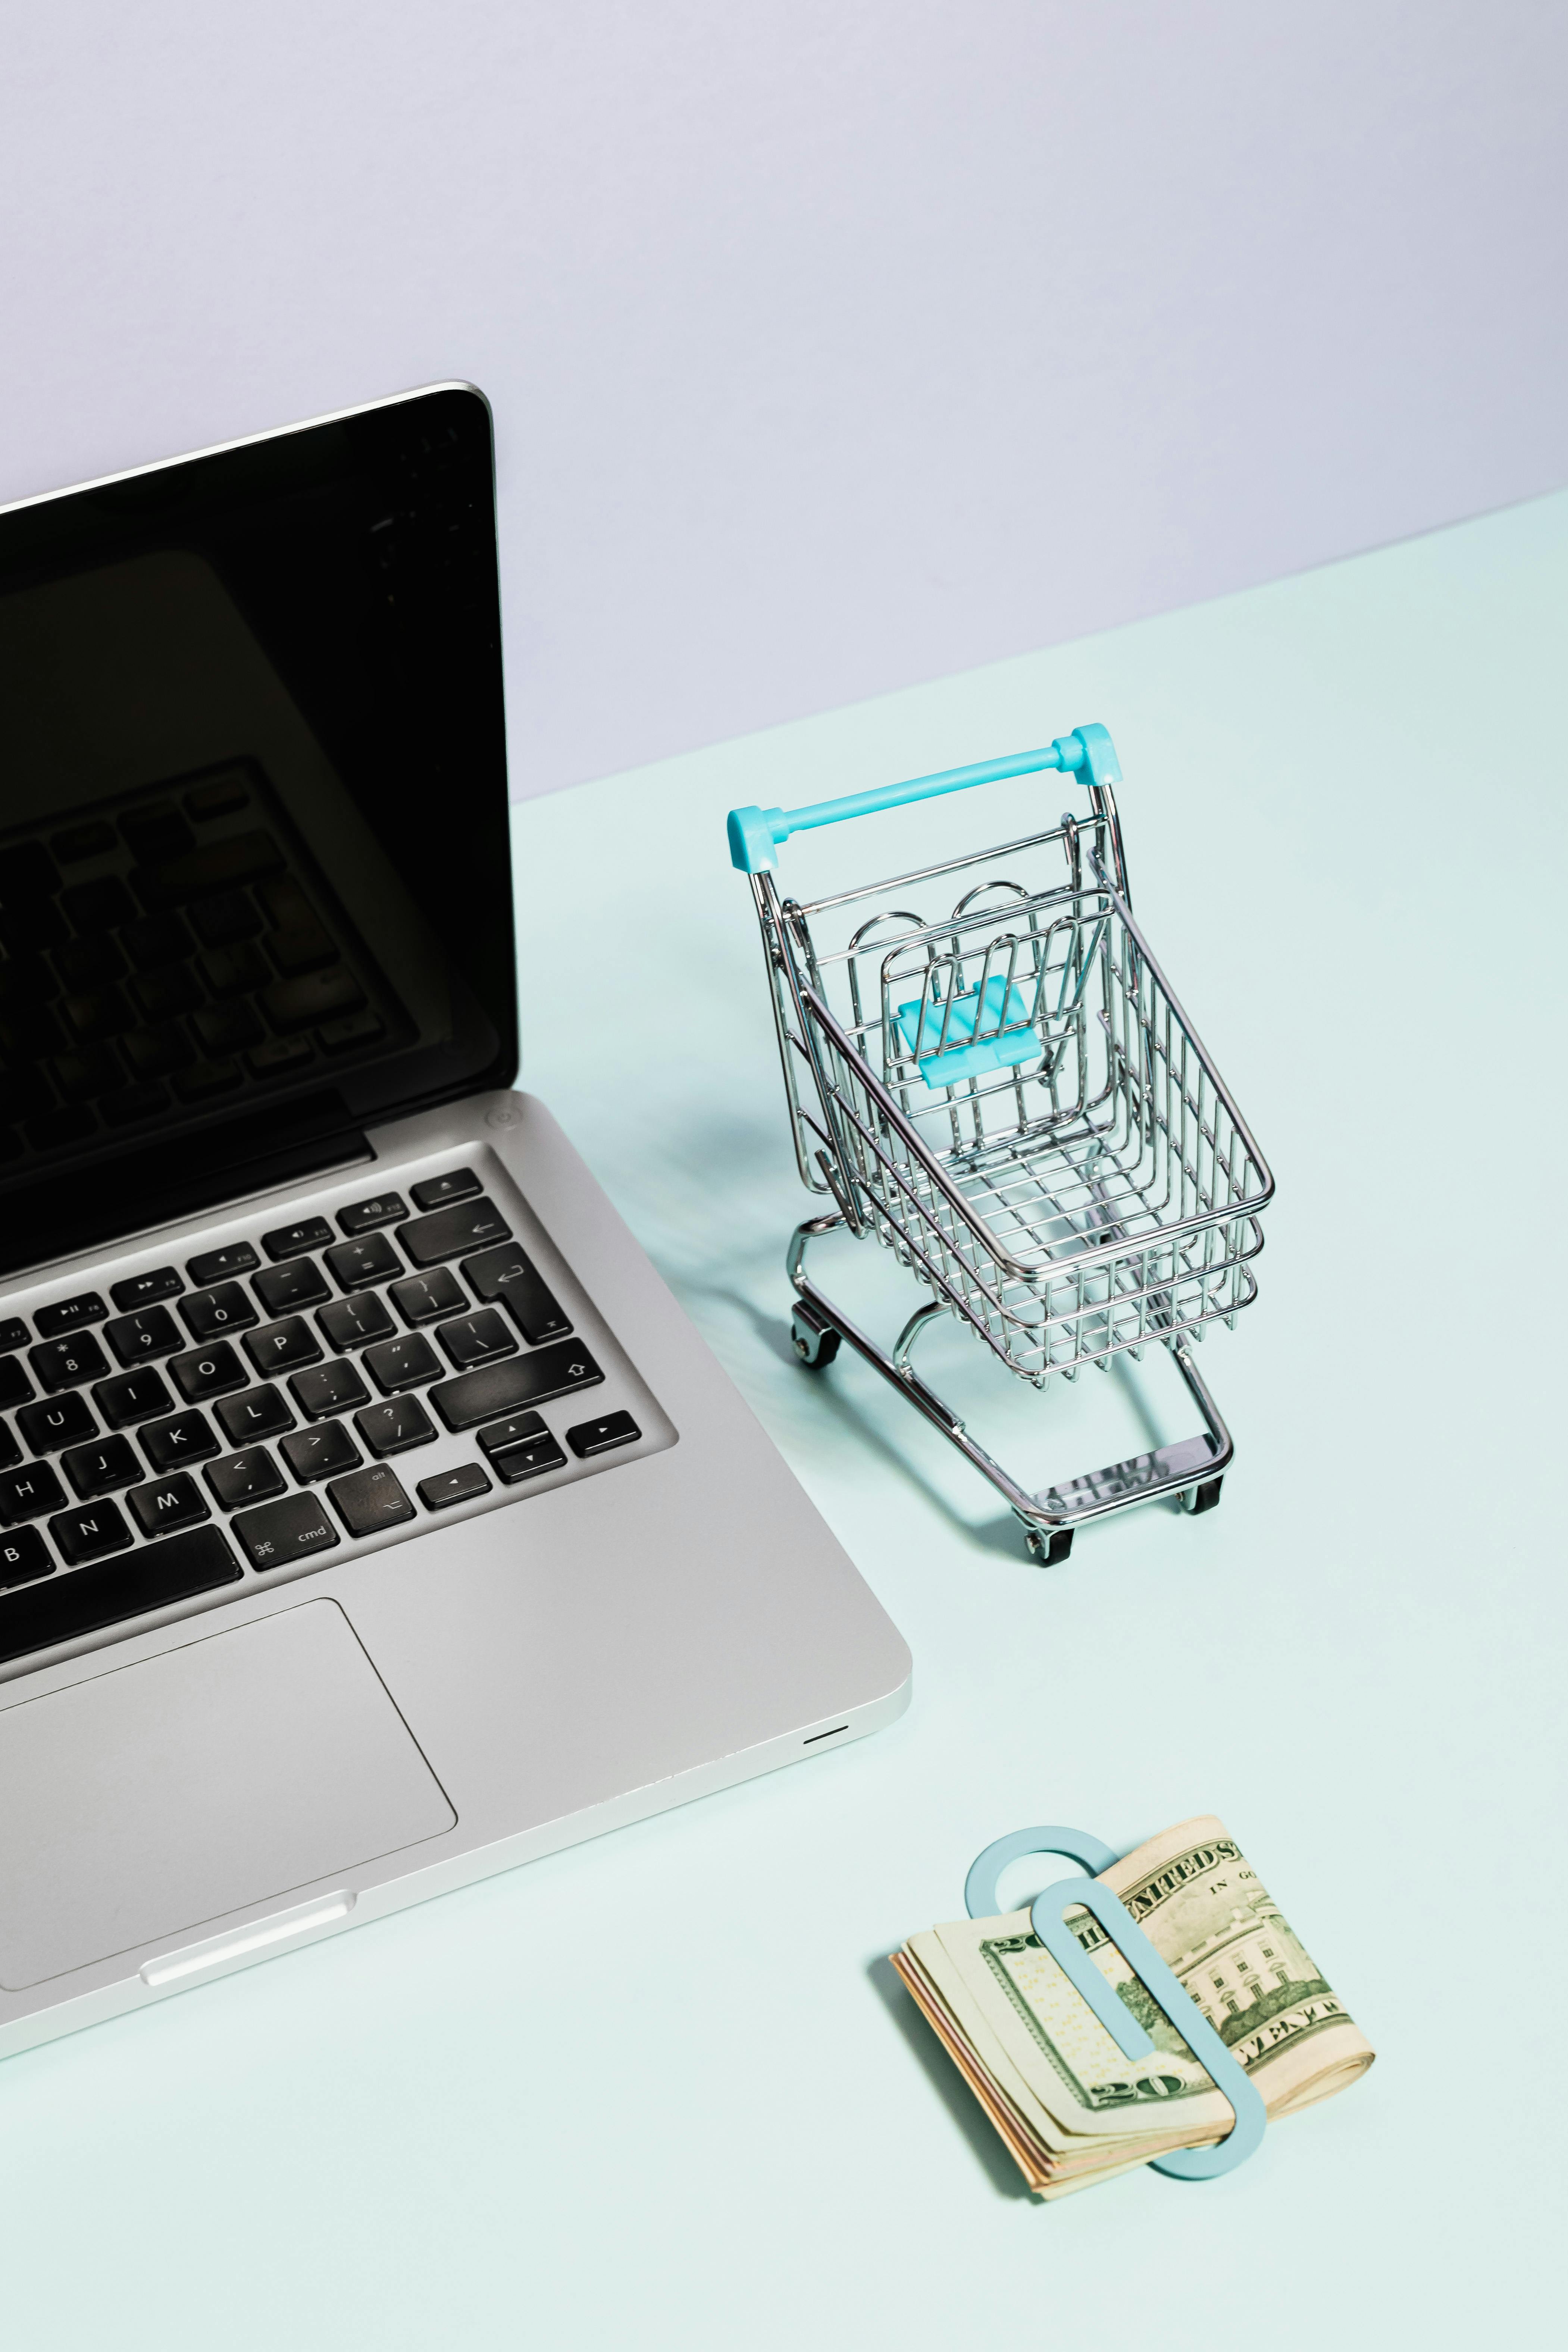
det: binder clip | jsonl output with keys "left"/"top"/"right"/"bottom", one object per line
{"left": 964, "top": 1824, "right": 1268, "bottom": 2181}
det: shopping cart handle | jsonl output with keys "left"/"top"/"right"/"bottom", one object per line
{"left": 726, "top": 724, "right": 1121, "bottom": 873}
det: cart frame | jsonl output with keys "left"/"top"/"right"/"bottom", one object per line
{"left": 728, "top": 727, "right": 1274, "bottom": 1563}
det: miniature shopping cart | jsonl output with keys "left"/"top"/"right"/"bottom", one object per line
{"left": 727, "top": 725, "right": 1274, "bottom": 1564}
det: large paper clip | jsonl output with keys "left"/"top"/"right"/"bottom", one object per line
{"left": 964, "top": 1824, "right": 1267, "bottom": 2181}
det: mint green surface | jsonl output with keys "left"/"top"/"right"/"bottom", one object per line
{"left": 4, "top": 493, "right": 1565, "bottom": 2347}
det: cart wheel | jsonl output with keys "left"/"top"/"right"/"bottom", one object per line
{"left": 1186, "top": 1476, "right": 1224, "bottom": 1515}
{"left": 791, "top": 1307, "right": 841, "bottom": 1369}
{"left": 1026, "top": 1526, "right": 1074, "bottom": 1567}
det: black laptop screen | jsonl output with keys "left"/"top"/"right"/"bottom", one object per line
{"left": 0, "top": 385, "right": 516, "bottom": 1271}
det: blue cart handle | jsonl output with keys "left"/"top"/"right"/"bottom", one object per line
{"left": 727, "top": 724, "right": 1121, "bottom": 873}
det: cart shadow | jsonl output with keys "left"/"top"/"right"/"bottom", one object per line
{"left": 694, "top": 1285, "right": 1187, "bottom": 1558}
{"left": 691, "top": 1284, "right": 1027, "bottom": 1560}
{"left": 864, "top": 1954, "right": 1035, "bottom": 2200}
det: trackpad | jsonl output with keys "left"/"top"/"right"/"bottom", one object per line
{"left": 0, "top": 1599, "right": 456, "bottom": 1990}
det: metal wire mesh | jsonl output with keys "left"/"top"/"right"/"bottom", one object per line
{"left": 757, "top": 811, "right": 1270, "bottom": 1385}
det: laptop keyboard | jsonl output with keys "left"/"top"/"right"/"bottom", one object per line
{"left": 0, "top": 1163, "right": 647, "bottom": 1670}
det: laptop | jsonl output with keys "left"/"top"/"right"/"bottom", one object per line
{"left": 0, "top": 382, "right": 910, "bottom": 2058}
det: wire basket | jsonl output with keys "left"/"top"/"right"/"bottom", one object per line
{"left": 729, "top": 725, "right": 1274, "bottom": 1563}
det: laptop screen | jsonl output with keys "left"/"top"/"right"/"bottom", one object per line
{"left": 0, "top": 385, "right": 515, "bottom": 1274}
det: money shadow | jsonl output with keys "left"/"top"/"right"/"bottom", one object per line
{"left": 864, "top": 1954, "right": 1034, "bottom": 2200}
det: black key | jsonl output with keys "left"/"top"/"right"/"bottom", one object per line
{"left": 242, "top": 1317, "right": 323, "bottom": 1377}
{"left": 362, "top": 1334, "right": 442, "bottom": 1395}
{"left": 289, "top": 1359, "right": 370, "bottom": 1420}
{"left": 180, "top": 1282, "right": 259, "bottom": 1342}
{"left": 54, "top": 1044, "right": 121, "bottom": 1102}
{"left": 259, "top": 876, "right": 315, "bottom": 929}
{"left": 34, "top": 1290, "right": 108, "bottom": 1339}
{"left": 60, "top": 1434, "right": 143, "bottom": 1499}
{"left": 130, "top": 964, "right": 203, "bottom": 1020}
{"left": 190, "top": 889, "right": 263, "bottom": 949}
{"left": 354, "top": 1395, "right": 438, "bottom": 1457}
{"left": 0, "top": 1357, "right": 34, "bottom": 1410}
{"left": 121, "top": 913, "right": 193, "bottom": 972}
{"left": 169, "top": 1343, "right": 248, "bottom": 1404}
{"left": 120, "top": 804, "right": 195, "bottom": 864}
{"left": 134, "top": 828, "right": 284, "bottom": 910}
{"left": 253, "top": 1256, "right": 331, "bottom": 1314}
{"left": 327, "top": 1462, "right": 415, "bottom": 1538}
{"left": 266, "top": 920, "right": 337, "bottom": 976}
{"left": 262, "top": 1215, "right": 335, "bottom": 1261}
{"left": 0, "top": 842, "right": 60, "bottom": 904}
{"left": 0, "top": 1514, "right": 240, "bottom": 1665}
{"left": 185, "top": 772, "right": 250, "bottom": 819}
{"left": 280, "top": 1423, "right": 361, "bottom": 1485}
{"left": 205, "top": 1447, "right": 287, "bottom": 1511}
{"left": 0, "top": 1522, "right": 240, "bottom": 1662}
{"left": 317, "top": 1294, "right": 397, "bottom": 1352}
{"left": 200, "top": 939, "right": 270, "bottom": 996}
{"left": 140, "top": 1409, "right": 220, "bottom": 1473}
{"left": 121, "top": 1025, "right": 191, "bottom": 1080}
{"left": 18, "top": 1392, "right": 98, "bottom": 1454}
{"left": 193, "top": 1001, "right": 264, "bottom": 1057}
{"left": 417, "top": 1463, "right": 491, "bottom": 1512}
{"left": 0, "top": 1424, "right": 19, "bottom": 1471}
{"left": 462, "top": 1244, "right": 572, "bottom": 1345}
{"left": 436, "top": 1308, "right": 516, "bottom": 1372}
{"left": 389, "top": 1267, "right": 466, "bottom": 1327}
{"left": 29, "top": 1332, "right": 109, "bottom": 1391}
{"left": 338, "top": 1192, "right": 408, "bottom": 1236}
{"left": 0, "top": 1526, "right": 52, "bottom": 1589}
{"left": 400, "top": 1197, "right": 511, "bottom": 1269}
{"left": 476, "top": 1410, "right": 548, "bottom": 1457}
{"left": 567, "top": 1410, "right": 642, "bottom": 1459}
{"left": 93, "top": 1366, "right": 176, "bottom": 1429}
{"left": 429, "top": 1343, "right": 604, "bottom": 1432}
{"left": 51, "top": 819, "right": 116, "bottom": 862}
{"left": 248, "top": 1035, "right": 314, "bottom": 1079}
{"left": 172, "top": 1058, "right": 242, "bottom": 1103}
{"left": 61, "top": 875, "right": 135, "bottom": 934}
{"left": 187, "top": 1242, "right": 261, "bottom": 1286}
{"left": 102, "top": 1082, "right": 172, "bottom": 1129}
{"left": 215, "top": 1385, "right": 294, "bottom": 1446}
{"left": 62, "top": 983, "right": 133, "bottom": 1041}
{"left": 324, "top": 1233, "right": 403, "bottom": 1292}
{"left": 0, "top": 1461, "right": 68, "bottom": 1521}
{"left": 461, "top": 1232, "right": 571, "bottom": 1326}
{"left": 56, "top": 934, "right": 125, "bottom": 990}
{"left": 262, "top": 967, "right": 364, "bottom": 1033}
{"left": 104, "top": 1304, "right": 184, "bottom": 1365}
{"left": 231, "top": 1490, "right": 339, "bottom": 1572}
{"left": 411, "top": 1167, "right": 481, "bottom": 1211}
{"left": 0, "top": 1316, "right": 29, "bottom": 1352}
{"left": 319, "top": 1010, "right": 384, "bottom": 1054}
{"left": 490, "top": 1433, "right": 568, "bottom": 1484}
{"left": 48, "top": 1499, "right": 134, "bottom": 1566}
{"left": 126, "top": 1473, "right": 211, "bottom": 1539}
{"left": 110, "top": 1265, "right": 184, "bottom": 1311}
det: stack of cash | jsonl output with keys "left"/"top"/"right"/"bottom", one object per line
{"left": 892, "top": 1814, "right": 1374, "bottom": 2197}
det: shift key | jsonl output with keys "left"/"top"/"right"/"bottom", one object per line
{"left": 430, "top": 1342, "right": 603, "bottom": 1432}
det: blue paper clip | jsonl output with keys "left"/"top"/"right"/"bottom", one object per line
{"left": 964, "top": 1825, "right": 1267, "bottom": 2181}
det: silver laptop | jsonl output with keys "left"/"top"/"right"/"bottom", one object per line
{"left": 0, "top": 384, "right": 910, "bottom": 2060}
